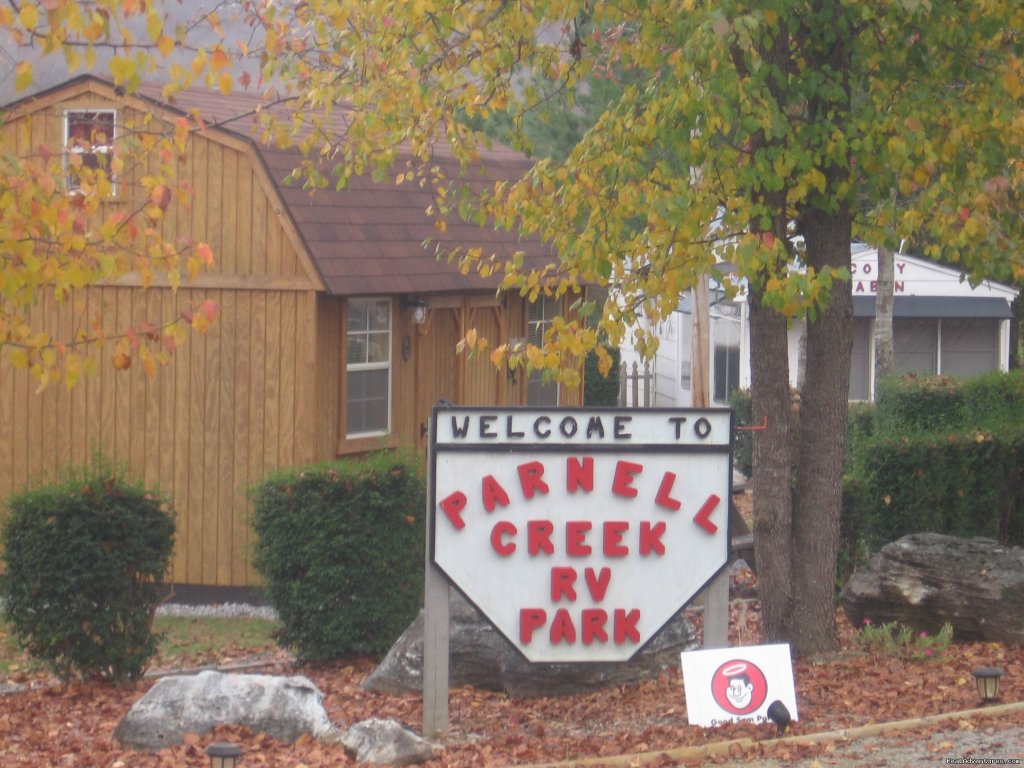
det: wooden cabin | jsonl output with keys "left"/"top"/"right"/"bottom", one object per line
{"left": 0, "top": 76, "right": 581, "bottom": 593}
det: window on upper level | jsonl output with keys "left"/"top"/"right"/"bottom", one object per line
{"left": 64, "top": 109, "right": 116, "bottom": 194}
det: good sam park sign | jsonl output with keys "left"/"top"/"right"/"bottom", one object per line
{"left": 429, "top": 406, "right": 734, "bottom": 664}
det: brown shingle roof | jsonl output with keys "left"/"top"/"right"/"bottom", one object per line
{"left": 138, "top": 82, "right": 557, "bottom": 296}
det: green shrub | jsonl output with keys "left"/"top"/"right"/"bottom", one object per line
{"left": 251, "top": 451, "right": 425, "bottom": 660}
{"left": 960, "top": 369, "right": 1024, "bottom": 429}
{"left": 873, "top": 374, "right": 965, "bottom": 435}
{"left": 729, "top": 388, "right": 753, "bottom": 478}
{"left": 584, "top": 346, "right": 621, "bottom": 407}
{"left": 842, "top": 372, "right": 1024, "bottom": 561}
{"left": 0, "top": 456, "right": 175, "bottom": 682}
{"left": 852, "top": 619, "right": 953, "bottom": 661}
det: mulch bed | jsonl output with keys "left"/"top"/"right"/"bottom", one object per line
{"left": 3, "top": 596, "right": 1023, "bottom": 767}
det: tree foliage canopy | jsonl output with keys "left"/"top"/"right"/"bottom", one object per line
{"left": 236, "top": 0, "right": 1022, "bottom": 377}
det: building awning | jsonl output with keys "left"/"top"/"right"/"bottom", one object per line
{"left": 853, "top": 295, "right": 1014, "bottom": 320}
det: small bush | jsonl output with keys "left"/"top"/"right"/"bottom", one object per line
{"left": 584, "top": 346, "right": 621, "bottom": 407}
{"left": 251, "top": 451, "right": 425, "bottom": 660}
{"left": 852, "top": 619, "right": 953, "bottom": 661}
{"left": 0, "top": 456, "right": 175, "bottom": 682}
{"left": 729, "top": 388, "right": 753, "bottom": 478}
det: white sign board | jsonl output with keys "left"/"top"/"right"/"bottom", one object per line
{"left": 431, "top": 406, "right": 732, "bottom": 663}
{"left": 680, "top": 644, "right": 799, "bottom": 727}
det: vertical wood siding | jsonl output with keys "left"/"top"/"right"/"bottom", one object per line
{"left": 0, "top": 88, "right": 320, "bottom": 586}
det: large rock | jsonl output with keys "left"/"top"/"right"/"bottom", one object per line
{"left": 341, "top": 719, "right": 436, "bottom": 766}
{"left": 840, "top": 533, "right": 1024, "bottom": 644}
{"left": 114, "top": 670, "right": 337, "bottom": 750}
{"left": 363, "top": 589, "right": 698, "bottom": 698}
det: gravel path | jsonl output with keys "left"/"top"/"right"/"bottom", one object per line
{"left": 155, "top": 602, "right": 278, "bottom": 620}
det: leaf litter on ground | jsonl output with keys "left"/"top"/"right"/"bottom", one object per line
{"left": 2, "top": 597, "right": 1023, "bottom": 767}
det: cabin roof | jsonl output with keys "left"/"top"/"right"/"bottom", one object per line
{"left": 7, "top": 75, "right": 556, "bottom": 297}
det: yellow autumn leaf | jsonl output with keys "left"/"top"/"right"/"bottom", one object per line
{"left": 14, "top": 60, "right": 32, "bottom": 92}
{"left": 17, "top": 4, "right": 38, "bottom": 30}
{"left": 157, "top": 35, "right": 175, "bottom": 58}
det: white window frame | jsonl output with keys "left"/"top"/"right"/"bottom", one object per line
{"left": 63, "top": 109, "right": 117, "bottom": 194}
{"left": 345, "top": 297, "right": 392, "bottom": 438}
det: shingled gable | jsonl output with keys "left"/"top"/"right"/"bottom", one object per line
{"left": 132, "top": 81, "right": 557, "bottom": 296}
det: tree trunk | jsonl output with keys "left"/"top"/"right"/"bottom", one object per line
{"left": 874, "top": 246, "right": 895, "bottom": 381}
{"left": 747, "top": 288, "right": 794, "bottom": 644}
{"left": 788, "top": 210, "right": 854, "bottom": 655}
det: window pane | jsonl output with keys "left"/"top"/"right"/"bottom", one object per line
{"left": 346, "top": 368, "right": 389, "bottom": 434}
{"left": 941, "top": 319, "right": 997, "bottom": 377}
{"left": 346, "top": 298, "right": 391, "bottom": 435}
{"left": 348, "top": 302, "right": 369, "bottom": 332}
{"left": 528, "top": 374, "right": 559, "bottom": 407}
{"left": 365, "top": 331, "right": 389, "bottom": 364}
{"left": 370, "top": 299, "right": 391, "bottom": 331}
{"left": 713, "top": 345, "right": 740, "bottom": 404}
{"left": 893, "top": 319, "right": 937, "bottom": 375}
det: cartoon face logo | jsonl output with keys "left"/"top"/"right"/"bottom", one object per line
{"left": 711, "top": 659, "right": 768, "bottom": 715}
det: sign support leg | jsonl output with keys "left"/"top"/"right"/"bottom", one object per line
{"left": 702, "top": 568, "right": 730, "bottom": 649}
{"left": 422, "top": 561, "right": 450, "bottom": 737}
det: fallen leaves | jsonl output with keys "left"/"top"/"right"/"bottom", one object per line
{"left": 1, "top": 609, "right": 1023, "bottom": 767}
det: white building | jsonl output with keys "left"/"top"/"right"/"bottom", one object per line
{"left": 621, "top": 243, "right": 1019, "bottom": 405}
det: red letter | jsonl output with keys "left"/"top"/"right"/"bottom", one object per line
{"left": 527, "top": 520, "right": 555, "bottom": 555}
{"left": 438, "top": 491, "right": 467, "bottom": 530}
{"left": 582, "top": 609, "right": 609, "bottom": 645}
{"left": 550, "top": 566, "right": 578, "bottom": 602}
{"left": 490, "top": 521, "right": 517, "bottom": 556}
{"left": 566, "top": 521, "right": 593, "bottom": 556}
{"left": 603, "top": 521, "right": 630, "bottom": 557}
{"left": 481, "top": 475, "right": 511, "bottom": 512}
{"left": 550, "top": 608, "right": 577, "bottom": 644}
{"left": 639, "top": 521, "right": 666, "bottom": 556}
{"left": 518, "top": 461, "right": 550, "bottom": 499}
{"left": 566, "top": 456, "right": 594, "bottom": 493}
{"left": 654, "top": 471, "right": 682, "bottom": 511}
{"left": 520, "top": 608, "right": 546, "bottom": 644}
{"left": 584, "top": 567, "right": 612, "bottom": 602}
{"left": 612, "top": 460, "right": 643, "bottom": 498}
{"left": 614, "top": 608, "right": 641, "bottom": 644}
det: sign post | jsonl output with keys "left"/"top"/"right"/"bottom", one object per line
{"left": 423, "top": 406, "right": 732, "bottom": 732}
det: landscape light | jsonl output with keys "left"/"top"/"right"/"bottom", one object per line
{"left": 205, "top": 741, "right": 242, "bottom": 768}
{"left": 766, "top": 700, "right": 791, "bottom": 736}
{"left": 972, "top": 667, "right": 1004, "bottom": 703}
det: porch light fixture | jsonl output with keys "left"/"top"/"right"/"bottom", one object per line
{"left": 404, "top": 296, "right": 429, "bottom": 325}
{"left": 205, "top": 742, "right": 242, "bottom": 768}
{"left": 972, "top": 667, "right": 1004, "bottom": 703}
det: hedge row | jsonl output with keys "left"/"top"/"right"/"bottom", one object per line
{"left": 841, "top": 371, "right": 1024, "bottom": 580}
{"left": 730, "top": 372, "right": 1024, "bottom": 584}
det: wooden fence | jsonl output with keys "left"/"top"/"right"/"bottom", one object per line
{"left": 618, "top": 360, "right": 653, "bottom": 407}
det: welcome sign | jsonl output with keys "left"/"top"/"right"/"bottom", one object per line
{"left": 430, "top": 406, "right": 733, "bottom": 663}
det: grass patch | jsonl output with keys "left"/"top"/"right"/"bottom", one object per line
{"left": 1, "top": 613, "right": 282, "bottom": 680}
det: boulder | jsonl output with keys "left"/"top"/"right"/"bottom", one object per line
{"left": 114, "top": 670, "right": 337, "bottom": 750}
{"left": 363, "top": 589, "right": 698, "bottom": 698}
{"left": 840, "top": 533, "right": 1024, "bottom": 644}
{"left": 341, "top": 719, "right": 436, "bottom": 766}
